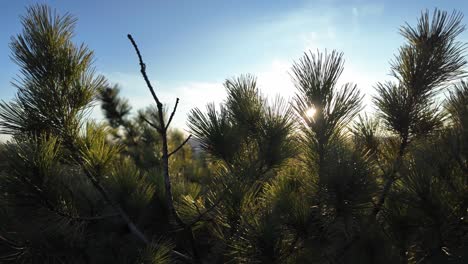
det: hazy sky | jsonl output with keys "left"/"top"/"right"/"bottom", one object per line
{"left": 1, "top": 0, "right": 467, "bottom": 135}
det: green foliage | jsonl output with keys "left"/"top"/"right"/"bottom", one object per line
{"left": 0, "top": 136, "right": 91, "bottom": 263}
{"left": 108, "top": 158, "right": 155, "bottom": 215}
{"left": 78, "top": 123, "right": 122, "bottom": 176}
{"left": 374, "top": 9, "right": 466, "bottom": 143}
{"left": 99, "top": 84, "right": 132, "bottom": 128}
{"left": 137, "top": 240, "right": 174, "bottom": 264}
{"left": 292, "top": 50, "right": 363, "bottom": 147}
{"left": 0, "top": 4, "right": 105, "bottom": 137}
{"left": 1, "top": 5, "right": 467, "bottom": 264}
{"left": 350, "top": 114, "right": 380, "bottom": 155}
{"left": 189, "top": 74, "right": 297, "bottom": 170}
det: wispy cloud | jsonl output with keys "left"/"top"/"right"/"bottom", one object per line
{"left": 352, "top": 3, "right": 385, "bottom": 18}
{"left": 95, "top": 1, "right": 389, "bottom": 131}
{"left": 0, "top": 0, "right": 391, "bottom": 141}
{"left": 101, "top": 61, "right": 296, "bottom": 131}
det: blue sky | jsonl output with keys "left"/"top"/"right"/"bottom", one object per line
{"left": 1, "top": 0, "right": 467, "bottom": 133}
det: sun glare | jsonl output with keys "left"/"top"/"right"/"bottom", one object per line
{"left": 306, "top": 107, "right": 316, "bottom": 118}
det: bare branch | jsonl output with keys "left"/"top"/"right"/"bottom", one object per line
{"left": 166, "top": 98, "right": 180, "bottom": 130}
{"left": 168, "top": 135, "right": 192, "bottom": 157}
{"left": 127, "top": 35, "right": 200, "bottom": 262}
{"left": 127, "top": 34, "right": 162, "bottom": 107}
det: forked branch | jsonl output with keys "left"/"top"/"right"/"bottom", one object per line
{"left": 128, "top": 34, "right": 200, "bottom": 263}
{"left": 166, "top": 98, "right": 180, "bottom": 129}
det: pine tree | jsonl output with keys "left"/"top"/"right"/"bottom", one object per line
{"left": 0, "top": 5, "right": 157, "bottom": 263}
{"left": 1, "top": 4, "right": 467, "bottom": 264}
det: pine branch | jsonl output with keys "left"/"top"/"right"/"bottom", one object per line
{"left": 63, "top": 136, "right": 151, "bottom": 244}
{"left": 186, "top": 191, "right": 226, "bottom": 227}
{"left": 16, "top": 169, "right": 115, "bottom": 223}
{"left": 168, "top": 135, "right": 192, "bottom": 157}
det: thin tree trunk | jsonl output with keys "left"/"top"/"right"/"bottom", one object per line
{"left": 128, "top": 34, "right": 201, "bottom": 263}
{"left": 160, "top": 111, "right": 202, "bottom": 263}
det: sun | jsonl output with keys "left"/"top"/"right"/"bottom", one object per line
{"left": 305, "top": 107, "right": 316, "bottom": 118}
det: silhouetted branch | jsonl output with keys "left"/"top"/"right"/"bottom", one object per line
{"left": 127, "top": 34, "right": 200, "bottom": 263}
{"left": 168, "top": 135, "right": 192, "bottom": 157}
{"left": 127, "top": 34, "right": 162, "bottom": 107}
{"left": 166, "top": 97, "right": 180, "bottom": 129}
